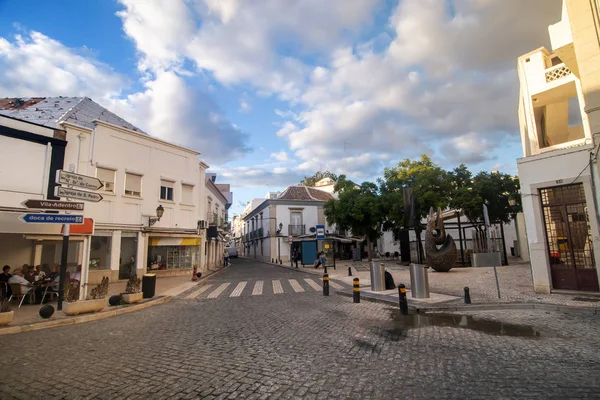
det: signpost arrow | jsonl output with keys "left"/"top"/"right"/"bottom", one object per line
{"left": 55, "top": 186, "right": 103, "bottom": 202}
{"left": 19, "top": 213, "right": 84, "bottom": 224}
{"left": 56, "top": 170, "right": 104, "bottom": 191}
{"left": 22, "top": 199, "right": 84, "bottom": 211}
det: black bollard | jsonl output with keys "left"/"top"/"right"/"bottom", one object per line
{"left": 353, "top": 277, "right": 360, "bottom": 303}
{"left": 323, "top": 273, "right": 329, "bottom": 296}
{"left": 464, "top": 287, "right": 471, "bottom": 304}
{"left": 398, "top": 284, "right": 408, "bottom": 315}
{"left": 348, "top": 266, "right": 352, "bottom": 276}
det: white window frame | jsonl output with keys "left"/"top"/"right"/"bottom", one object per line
{"left": 160, "top": 179, "right": 174, "bottom": 202}
{"left": 124, "top": 173, "right": 142, "bottom": 197}
{"left": 96, "top": 167, "right": 115, "bottom": 193}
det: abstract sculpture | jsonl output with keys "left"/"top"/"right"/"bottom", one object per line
{"left": 425, "top": 207, "right": 458, "bottom": 272}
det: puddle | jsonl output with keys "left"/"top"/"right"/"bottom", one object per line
{"left": 387, "top": 310, "right": 547, "bottom": 338}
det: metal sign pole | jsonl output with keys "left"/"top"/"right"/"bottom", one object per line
{"left": 58, "top": 224, "right": 70, "bottom": 311}
{"left": 483, "top": 204, "right": 501, "bottom": 299}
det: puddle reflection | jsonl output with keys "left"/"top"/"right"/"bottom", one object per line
{"left": 387, "top": 310, "right": 547, "bottom": 338}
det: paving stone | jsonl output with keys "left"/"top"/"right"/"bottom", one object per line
{"left": 0, "top": 259, "right": 598, "bottom": 400}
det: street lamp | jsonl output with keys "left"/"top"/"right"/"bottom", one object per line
{"left": 149, "top": 205, "right": 164, "bottom": 227}
{"left": 277, "top": 222, "right": 283, "bottom": 263}
{"left": 508, "top": 195, "right": 520, "bottom": 258}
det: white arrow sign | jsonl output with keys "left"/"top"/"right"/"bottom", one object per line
{"left": 55, "top": 186, "right": 103, "bottom": 203}
{"left": 56, "top": 170, "right": 104, "bottom": 191}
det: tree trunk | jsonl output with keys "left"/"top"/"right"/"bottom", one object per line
{"left": 367, "top": 238, "right": 372, "bottom": 261}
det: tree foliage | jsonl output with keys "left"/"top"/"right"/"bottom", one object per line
{"left": 324, "top": 175, "right": 384, "bottom": 260}
{"left": 382, "top": 155, "right": 453, "bottom": 227}
{"left": 300, "top": 170, "right": 338, "bottom": 187}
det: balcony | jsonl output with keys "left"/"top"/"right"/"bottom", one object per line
{"left": 207, "top": 212, "right": 218, "bottom": 226}
{"left": 288, "top": 224, "right": 305, "bottom": 236}
{"left": 258, "top": 227, "right": 264, "bottom": 238}
{"left": 545, "top": 64, "right": 572, "bottom": 83}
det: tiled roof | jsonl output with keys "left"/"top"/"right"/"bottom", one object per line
{"left": 277, "top": 186, "right": 334, "bottom": 201}
{"left": 0, "top": 97, "right": 144, "bottom": 133}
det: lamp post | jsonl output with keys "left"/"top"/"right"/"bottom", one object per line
{"left": 277, "top": 222, "right": 283, "bottom": 263}
{"left": 149, "top": 205, "right": 164, "bottom": 227}
{"left": 508, "top": 196, "right": 519, "bottom": 258}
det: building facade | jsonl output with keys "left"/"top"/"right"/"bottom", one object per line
{"left": 0, "top": 97, "right": 222, "bottom": 295}
{"left": 517, "top": 0, "right": 600, "bottom": 293}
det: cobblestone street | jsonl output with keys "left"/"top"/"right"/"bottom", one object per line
{"left": 1, "top": 259, "right": 599, "bottom": 399}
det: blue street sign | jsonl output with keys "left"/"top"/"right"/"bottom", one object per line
{"left": 20, "top": 213, "right": 84, "bottom": 224}
{"left": 316, "top": 224, "right": 326, "bottom": 239}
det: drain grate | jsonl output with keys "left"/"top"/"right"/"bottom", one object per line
{"left": 572, "top": 297, "right": 600, "bottom": 302}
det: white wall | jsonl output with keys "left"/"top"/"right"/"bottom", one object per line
{"left": 63, "top": 123, "right": 202, "bottom": 230}
{"left": 275, "top": 204, "right": 320, "bottom": 236}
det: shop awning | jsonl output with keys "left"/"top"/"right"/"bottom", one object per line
{"left": 149, "top": 237, "right": 201, "bottom": 246}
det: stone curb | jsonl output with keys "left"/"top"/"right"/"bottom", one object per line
{"left": 335, "top": 290, "right": 600, "bottom": 315}
{"left": 0, "top": 296, "right": 172, "bottom": 336}
{"left": 0, "top": 267, "right": 230, "bottom": 336}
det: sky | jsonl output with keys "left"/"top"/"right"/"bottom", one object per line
{"left": 0, "top": 0, "right": 563, "bottom": 217}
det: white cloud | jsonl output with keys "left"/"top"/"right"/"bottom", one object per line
{"left": 0, "top": 31, "right": 124, "bottom": 101}
{"left": 270, "top": 150, "right": 289, "bottom": 162}
{"left": 0, "top": 30, "right": 250, "bottom": 165}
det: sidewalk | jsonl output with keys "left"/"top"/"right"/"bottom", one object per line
{"left": 1, "top": 267, "right": 225, "bottom": 334}
{"left": 268, "top": 257, "right": 600, "bottom": 311}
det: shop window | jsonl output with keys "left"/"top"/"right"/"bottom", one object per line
{"left": 119, "top": 234, "right": 138, "bottom": 279}
{"left": 97, "top": 167, "right": 115, "bottom": 193}
{"left": 125, "top": 173, "right": 142, "bottom": 197}
{"left": 89, "top": 236, "right": 111, "bottom": 270}
{"left": 160, "top": 180, "right": 174, "bottom": 201}
{"left": 182, "top": 184, "right": 193, "bottom": 204}
{"left": 148, "top": 245, "right": 199, "bottom": 270}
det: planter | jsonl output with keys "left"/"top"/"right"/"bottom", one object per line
{"left": 472, "top": 252, "right": 502, "bottom": 268}
{"left": 0, "top": 311, "right": 14, "bottom": 326}
{"left": 62, "top": 298, "right": 107, "bottom": 316}
{"left": 121, "top": 292, "right": 143, "bottom": 304}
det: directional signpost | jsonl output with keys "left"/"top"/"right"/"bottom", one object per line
{"left": 22, "top": 199, "right": 84, "bottom": 211}
{"left": 56, "top": 170, "right": 103, "bottom": 191}
{"left": 20, "top": 214, "right": 84, "bottom": 224}
{"left": 51, "top": 170, "right": 103, "bottom": 310}
{"left": 55, "top": 186, "right": 103, "bottom": 202}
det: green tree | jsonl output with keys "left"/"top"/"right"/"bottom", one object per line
{"left": 300, "top": 171, "right": 338, "bottom": 187}
{"left": 324, "top": 175, "right": 384, "bottom": 260}
{"left": 449, "top": 169, "right": 521, "bottom": 228}
{"left": 383, "top": 155, "right": 453, "bottom": 227}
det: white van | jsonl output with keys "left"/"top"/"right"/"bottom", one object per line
{"left": 226, "top": 245, "right": 238, "bottom": 258}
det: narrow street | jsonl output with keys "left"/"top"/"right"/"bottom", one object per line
{"left": 1, "top": 259, "right": 599, "bottom": 399}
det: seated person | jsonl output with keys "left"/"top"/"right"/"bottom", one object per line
{"left": 70, "top": 265, "right": 82, "bottom": 284}
{"left": 8, "top": 269, "right": 34, "bottom": 298}
{"left": 24, "top": 265, "right": 37, "bottom": 283}
{"left": 0, "top": 265, "right": 12, "bottom": 297}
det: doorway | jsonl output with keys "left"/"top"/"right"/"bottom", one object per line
{"left": 541, "top": 183, "right": 598, "bottom": 291}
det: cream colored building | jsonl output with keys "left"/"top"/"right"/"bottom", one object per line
{"left": 0, "top": 97, "right": 212, "bottom": 296}
{"left": 517, "top": 1, "right": 600, "bottom": 293}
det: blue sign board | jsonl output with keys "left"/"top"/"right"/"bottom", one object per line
{"left": 20, "top": 213, "right": 84, "bottom": 224}
{"left": 316, "top": 224, "right": 326, "bottom": 239}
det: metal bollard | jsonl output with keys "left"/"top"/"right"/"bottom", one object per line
{"left": 353, "top": 277, "right": 360, "bottom": 303}
{"left": 323, "top": 273, "right": 329, "bottom": 296}
{"left": 348, "top": 266, "right": 352, "bottom": 276}
{"left": 398, "top": 284, "right": 408, "bottom": 315}
{"left": 272, "top": 258, "right": 274, "bottom": 263}
{"left": 464, "top": 287, "right": 471, "bottom": 304}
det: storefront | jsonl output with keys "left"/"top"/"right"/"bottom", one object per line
{"left": 147, "top": 236, "right": 201, "bottom": 276}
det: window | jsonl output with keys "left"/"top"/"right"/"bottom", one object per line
{"left": 125, "top": 173, "right": 142, "bottom": 197}
{"left": 89, "top": 236, "right": 111, "bottom": 270}
{"left": 182, "top": 184, "right": 193, "bottom": 204}
{"left": 97, "top": 167, "right": 115, "bottom": 193}
{"left": 160, "top": 180, "right": 174, "bottom": 201}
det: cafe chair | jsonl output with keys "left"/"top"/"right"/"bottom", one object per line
{"left": 41, "top": 286, "right": 60, "bottom": 304}
{"left": 8, "top": 284, "right": 35, "bottom": 308}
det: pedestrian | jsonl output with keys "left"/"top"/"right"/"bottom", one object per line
{"left": 224, "top": 248, "right": 230, "bottom": 267}
{"left": 292, "top": 248, "right": 299, "bottom": 268}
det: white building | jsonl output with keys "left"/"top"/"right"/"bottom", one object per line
{"left": 204, "top": 173, "right": 229, "bottom": 270}
{"left": 517, "top": 0, "right": 600, "bottom": 293}
{"left": 0, "top": 97, "right": 212, "bottom": 293}
{"left": 242, "top": 185, "right": 335, "bottom": 265}
{"left": 0, "top": 112, "right": 74, "bottom": 270}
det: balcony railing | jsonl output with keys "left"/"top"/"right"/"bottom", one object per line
{"left": 258, "top": 227, "right": 264, "bottom": 238}
{"left": 207, "top": 212, "right": 218, "bottom": 226}
{"left": 288, "top": 224, "right": 305, "bottom": 236}
{"left": 545, "top": 63, "right": 572, "bottom": 83}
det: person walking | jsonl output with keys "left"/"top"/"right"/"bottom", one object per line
{"left": 223, "top": 248, "right": 230, "bottom": 267}
{"left": 292, "top": 248, "right": 299, "bottom": 268}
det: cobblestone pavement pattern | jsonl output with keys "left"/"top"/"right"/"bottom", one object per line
{"left": 1, "top": 259, "right": 599, "bottom": 399}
